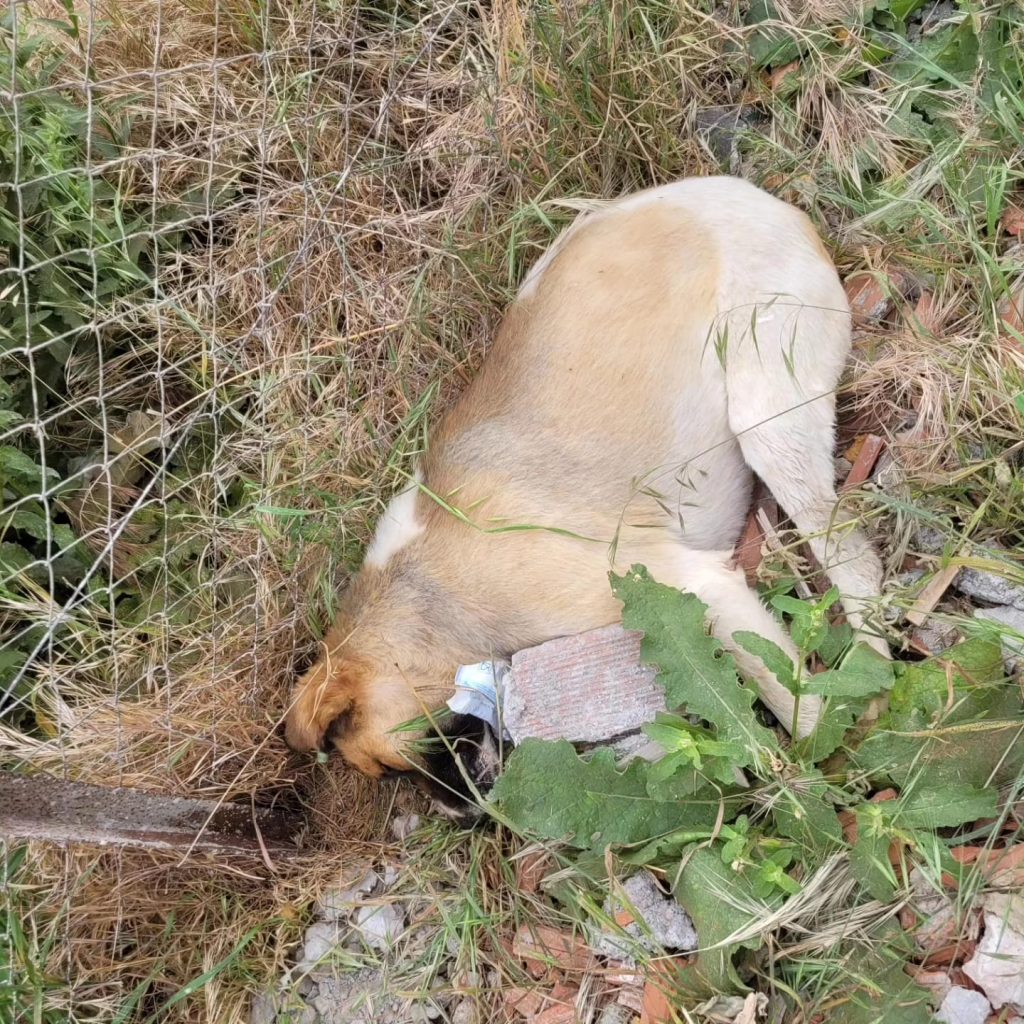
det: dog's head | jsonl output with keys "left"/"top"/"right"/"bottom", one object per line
{"left": 283, "top": 652, "right": 503, "bottom": 824}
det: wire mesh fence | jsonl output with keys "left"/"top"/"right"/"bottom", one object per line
{"left": 2, "top": 0, "right": 534, "bottom": 1014}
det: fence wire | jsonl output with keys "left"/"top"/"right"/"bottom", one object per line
{"left": 1, "top": 0, "right": 517, "bottom": 1014}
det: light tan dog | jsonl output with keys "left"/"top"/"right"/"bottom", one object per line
{"left": 284, "top": 176, "right": 887, "bottom": 800}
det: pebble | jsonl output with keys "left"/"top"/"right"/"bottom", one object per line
{"left": 317, "top": 869, "right": 379, "bottom": 921}
{"left": 382, "top": 864, "right": 401, "bottom": 888}
{"left": 597, "top": 1004, "right": 633, "bottom": 1024}
{"left": 954, "top": 567, "right": 1024, "bottom": 610}
{"left": 299, "top": 921, "right": 346, "bottom": 968}
{"left": 974, "top": 605, "right": 1024, "bottom": 671}
{"left": 249, "top": 991, "right": 277, "bottom": 1024}
{"left": 392, "top": 814, "right": 421, "bottom": 841}
{"left": 450, "top": 999, "right": 479, "bottom": 1024}
{"left": 353, "top": 903, "right": 405, "bottom": 952}
{"left": 935, "top": 986, "right": 992, "bottom": 1024}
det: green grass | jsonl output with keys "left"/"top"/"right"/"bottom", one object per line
{"left": 1, "top": 0, "right": 1023, "bottom": 1020}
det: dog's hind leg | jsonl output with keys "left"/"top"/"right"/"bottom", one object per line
{"left": 631, "top": 542, "right": 821, "bottom": 737}
{"left": 721, "top": 290, "right": 888, "bottom": 657}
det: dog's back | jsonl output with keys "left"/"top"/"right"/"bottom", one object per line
{"left": 285, "top": 177, "right": 884, "bottom": 786}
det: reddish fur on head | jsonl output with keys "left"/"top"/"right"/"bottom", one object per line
{"left": 283, "top": 652, "right": 361, "bottom": 754}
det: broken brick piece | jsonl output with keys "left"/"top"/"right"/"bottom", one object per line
{"left": 507, "top": 626, "right": 664, "bottom": 744}
{"left": 841, "top": 434, "right": 885, "bottom": 491}
{"left": 502, "top": 986, "right": 543, "bottom": 1018}
{"left": 513, "top": 924, "right": 595, "bottom": 978}
{"left": 1002, "top": 204, "right": 1024, "bottom": 236}
{"left": 845, "top": 271, "right": 901, "bottom": 326}
{"left": 639, "top": 959, "right": 690, "bottom": 1024}
{"left": 533, "top": 1006, "right": 576, "bottom": 1024}
{"left": 515, "top": 850, "right": 553, "bottom": 894}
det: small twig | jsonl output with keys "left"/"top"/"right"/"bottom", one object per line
{"left": 756, "top": 508, "right": 813, "bottom": 599}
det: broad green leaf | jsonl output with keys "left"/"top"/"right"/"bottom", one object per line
{"left": 612, "top": 567, "right": 779, "bottom": 765}
{"left": 850, "top": 805, "right": 898, "bottom": 902}
{"left": 490, "top": 739, "right": 722, "bottom": 850}
{"left": 770, "top": 769, "right": 843, "bottom": 856}
{"left": 799, "top": 695, "right": 867, "bottom": 763}
{"left": 734, "top": 632, "right": 797, "bottom": 694}
{"left": 802, "top": 644, "right": 895, "bottom": 697}
{"left": 673, "top": 844, "right": 769, "bottom": 997}
{"left": 830, "top": 924, "right": 932, "bottom": 1024}
{"left": 854, "top": 639, "right": 1023, "bottom": 794}
{"left": 897, "top": 784, "right": 997, "bottom": 829}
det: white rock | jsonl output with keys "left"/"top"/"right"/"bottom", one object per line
{"left": 975, "top": 605, "right": 1024, "bottom": 671}
{"left": 382, "top": 864, "right": 400, "bottom": 888}
{"left": 450, "top": 999, "right": 479, "bottom": 1024}
{"left": 590, "top": 871, "right": 698, "bottom": 960}
{"left": 317, "top": 869, "right": 379, "bottom": 921}
{"left": 353, "top": 903, "right": 405, "bottom": 952}
{"left": 391, "top": 814, "right": 421, "bottom": 840}
{"left": 249, "top": 991, "right": 277, "bottom": 1024}
{"left": 935, "top": 986, "right": 991, "bottom": 1024}
{"left": 299, "top": 920, "right": 345, "bottom": 968}
{"left": 964, "top": 893, "right": 1024, "bottom": 1011}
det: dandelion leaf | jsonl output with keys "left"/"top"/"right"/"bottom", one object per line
{"left": 672, "top": 844, "right": 767, "bottom": 997}
{"left": 490, "top": 739, "right": 720, "bottom": 850}
{"left": 612, "top": 567, "right": 779, "bottom": 765}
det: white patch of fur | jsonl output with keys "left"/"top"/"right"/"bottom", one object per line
{"left": 364, "top": 470, "right": 425, "bottom": 568}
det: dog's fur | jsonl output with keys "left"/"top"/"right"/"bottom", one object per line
{"left": 284, "top": 177, "right": 887, "bottom": 808}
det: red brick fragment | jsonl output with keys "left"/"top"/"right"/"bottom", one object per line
{"left": 513, "top": 924, "right": 595, "bottom": 978}
{"left": 639, "top": 958, "right": 690, "bottom": 1024}
{"left": 1002, "top": 203, "right": 1024, "bottom": 236}
{"left": 533, "top": 1006, "right": 576, "bottom": 1024}
{"left": 515, "top": 850, "right": 552, "bottom": 895}
{"left": 502, "top": 986, "right": 543, "bottom": 1018}
{"left": 845, "top": 271, "right": 901, "bottom": 326}
{"left": 841, "top": 434, "right": 885, "bottom": 491}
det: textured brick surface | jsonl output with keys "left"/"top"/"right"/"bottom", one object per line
{"left": 506, "top": 625, "right": 664, "bottom": 744}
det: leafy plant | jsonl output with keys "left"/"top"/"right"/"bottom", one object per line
{"left": 492, "top": 566, "right": 1021, "bottom": 1009}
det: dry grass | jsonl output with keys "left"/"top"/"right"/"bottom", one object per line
{"left": 3, "top": 0, "right": 1024, "bottom": 1020}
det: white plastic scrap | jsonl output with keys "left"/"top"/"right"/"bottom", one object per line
{"left": 446, "top": 661, "right": 512, "bottom": 739}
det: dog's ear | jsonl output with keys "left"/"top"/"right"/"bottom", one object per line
{"left": 283, "top": 656, "right": 361, "bottom": 753}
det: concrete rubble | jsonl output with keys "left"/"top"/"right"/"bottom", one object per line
{"left": 934, "top": 986, "right": 990, "bottom": 1024}
{"left": 589, "top": 871, "right": 698, "bottom": 960}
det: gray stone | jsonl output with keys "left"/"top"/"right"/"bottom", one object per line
{"left": 382, "top": 864, "right": 401, "bottom": 888}
{"left": 310, "top": 969, "right": 385, "bottom": 1024}
{"left": 964, "top": 893, "right": 1024, "bottom": 1012}
{"left": 597, "top": 1005, "right": 633, "bottom": 1024}
{"left": 299, "top": 921, "right": 346, "bottom": 968}
{"left": 955, "top": 567, "right": 1024, "bottom": 610}
{"left": 317, "top": 869, "right": 379, "bottom": 921}
{"left": 913, "top": 524, "right": 947, "bottom": 555}
{"left": 935, "top": 986, "right": 992, "bottom": 1024}
{"left": 353, "top": 903, "right": 405, "bottom": 952}
{"left": 277, "top": 1004, "right": 316, "bottom": 1024}
{"left": 249, "top": 991, "right": 278, "bottom": 1024}
{"left": 590, "top": 871, "right": 698, "bottom": 960}
{"left": 975, "top": 605, "right": 1024, "bottom": 671}
{"left": 694, "top": 106, "right": 758, "bottom": 171}
{"left": 910, "top": 620, "right": 960, "bottom": 655}
{"left": 450, "top": 999, "right": 479, "bottom": 1024}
